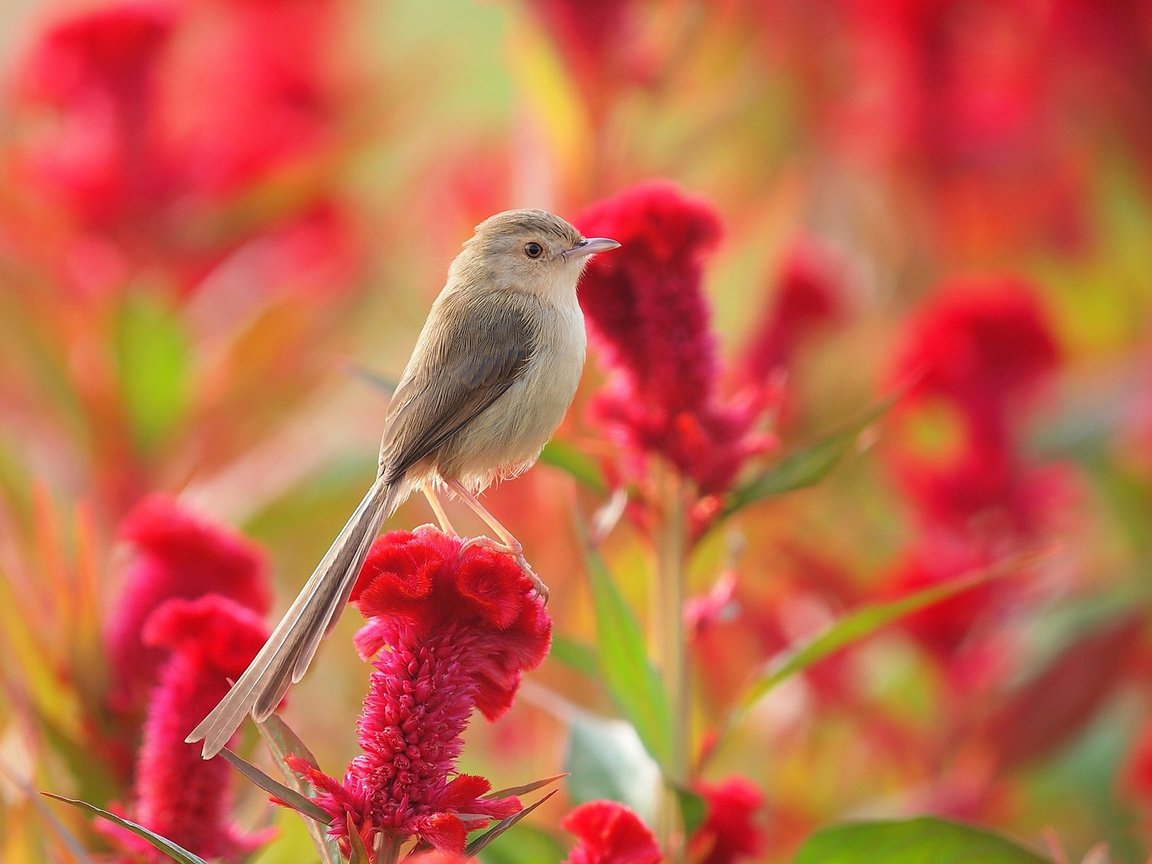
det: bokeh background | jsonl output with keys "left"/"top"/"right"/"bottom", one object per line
{"left": 2, "top": 0, "right": 1152, "bottom": 861}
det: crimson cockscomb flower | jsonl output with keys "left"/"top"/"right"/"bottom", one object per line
{"left": 9, "top": 0, "right": 177, "bottom": 232}
{"left": 687, "top": 778, "right": 766, "bottom": 864}
{"left": 288, "top": 528, "right": 551, "bottom": 859}
{"left": 893, "top": 278, "right": 1060, "bottom": 452}
{"left": 576, "top": 181, "right": 767, "bottom": 498}
{"left": 105, "top": 595, "right": 271, "bottom": 862}
{"left": 104, "top": 496, "right": 270, "bottom": 717}
{"left": 561, "top": 800, "right": 661, "bottom": 864}
{"left": 884, "top": 279, "right": 1067, "bottom": 661}
{"left": 739, "top": 238, "right": 846, "bottom": 387}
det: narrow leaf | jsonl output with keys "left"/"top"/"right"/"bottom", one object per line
{"left": 347, "top": 812, "right": 371, "bottom": 864}
{"left": 220, "top": 748, "right": 332, "bottom": 825}
{"left": 548, "top": 636, "right": 599, "bottom": 678}
{"left": 485, "top": 773, "right": 568, "bottom": 800}
{"left": 114, "top": 293, "right": 189, "bottom": 452}
{"left": 722, "top": 398, "right": 893, "bottom": 519}
{"left": 42, "top": 794, "right": 210, "bottom": 864}
{"left": 794, "top": 817, "right": 1053, "bottom": 863}
{"left": 738, "top": 572, "right": 989, "bottom": 715}
{"left": 584, "top": 545, "right": 673, "bottom": 769}
{"left": 257, "top": 715, "right": 343, "bottom": 864}
{"left": 540, "top": 440, "right": 607, "bottom": 492}
{"left": 465, "top": 791, "right": 558, "bottom": 857}
{"left": 674, "top": 784, "right": 708, "bottom": 837}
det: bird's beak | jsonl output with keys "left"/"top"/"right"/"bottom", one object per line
{"left": 565, "top": 237, "right": 621, "bottom": 260}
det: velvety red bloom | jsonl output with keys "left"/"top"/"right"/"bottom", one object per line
{"left": 561, "top": 800, "right": 661, "bottom": 864}
{"left": 894, "top": 279, "right": 1060, "bottom": 439}
{"left": 105, "top": 595, "right": 271, "bottom": 862}
{"left": 739, "top": 238, "right": 848, "bottom": 386}
{"left": 289, "top": 528, "right": 551, "bottom": 858}
{"left": 162, "top": 0, "right": 344, "bottom": 201}
{"left": 884, "top": 278, "right": 1065, "bottom": 661}
{"left": 688, "top": 778, "right": 766, "bottom": 864}
{"left": 528, "top": 1, "right": 650, "bottom": 120}
{"left": 577, "top": 181, "right": 767, "bottom": 496}
{"left": 10, "top": 1, "right": 177, "bottom": 231}
{"left": 104, "top": 496, "right": 270, "bottom": 716}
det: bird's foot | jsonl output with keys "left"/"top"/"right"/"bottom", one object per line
{"left": 461, "top": 535, "right": 550, "bottom": 604}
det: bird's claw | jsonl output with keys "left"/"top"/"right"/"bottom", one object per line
{"left": 461, "top": 535, "right": 550, "bottom": 604}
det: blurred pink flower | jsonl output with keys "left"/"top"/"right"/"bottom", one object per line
{"left": 688, "top": 777, "right": 766, "bottom": 864}
{"left": 288, "top": 528, "right": 551, "bottom": 858}
{"left": 104, "top": 496, "right": 270, "bottom": 717}
{"left": 561, "top": 800, "right": 661, "bottom": 864}
{"left": 576, "top": 181, "right": 768, "bottom": 498}
{"left": 528, "top": 1, "right": 651, "bottom": 120}
{"left": 105, "top": 595, "right": 271, "bottom": 863}
{"left": 738, "top": 238, "right": 848, "bottom": 387}
{"left": 883, "top": 278, "right": 1066, "bottom": 661}
{"left": 9, "top": 0, "right": 177, "bottom": 233}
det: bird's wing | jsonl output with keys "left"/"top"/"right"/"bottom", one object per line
{"left": 379, "top": 290, "right": 538, "bottom": 482}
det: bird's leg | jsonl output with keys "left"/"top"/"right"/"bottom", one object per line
{"left": 447, "top": 479, "right": 549, "bottom": 603}
{"left": 421, "top": 481, "right": 458, "bottom": 535}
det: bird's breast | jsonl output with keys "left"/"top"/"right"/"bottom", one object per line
{"left": 438, "top": 298, "right": 586, "bottom": 488}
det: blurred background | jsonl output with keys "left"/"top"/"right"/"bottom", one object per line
{"left": 1, "top": 0, "right": 1152, "bottom": 861}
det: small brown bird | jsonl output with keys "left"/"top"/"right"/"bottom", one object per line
{"left": 187, "top": 210, "right": 619, "bottom": 757}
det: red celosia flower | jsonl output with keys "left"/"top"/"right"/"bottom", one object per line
{"left": 739, "top": 238, "right": 847, "bottom": 386}
{"left": 105, "top": 595, "right": 271, "bottom": 862}
{"left": 688, "top": 778, "right": 766, "bottom": 864}
{"left": 288, "top": 528, "right": 551, "bottom": 858}
{"left": 561, "top": 800, "right": 661, "bottom": 864}
{"left": 1123, "top": 716, "right": 1152, "bottom": 805}
{"left": 10, "top": 1, "right": 177, "bottom": 231}
{"left": 883, "top": 278, "right": 1065, "bottom": 662}
{"left": 104, "top": 496, "right": 270, "bottom": 716}
{"left": 528, "top": 1, "right": 650, "bottom": 120}
{"left": 577, "top": 181, "right": 768, "bottom": 496}
{"left": 893, "top": 279, "right": 1060, "bottom": 445}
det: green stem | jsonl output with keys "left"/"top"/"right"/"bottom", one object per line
{"left": 655, "top": 463, "right": 689, "bottom": 861}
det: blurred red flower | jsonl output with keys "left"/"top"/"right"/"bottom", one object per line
{"left": 738, "top": 238, "right": 848, "bottom": 388}
{"left": 688, "top": 777, "right": 766, "bottom": 864}
{"left": 883, "top": 278, "right": 1066, "bottom": 660}
{"left": 8, "top": 1, "right": 177, "bottom": 234}
{"left": 104, "top": 594, "right": 271, "bottom": 863}
{"left": 576, "top": 181, "right": 768, "bottom": 498}
{"left": 104, "top": 496, "right": 270, "bottom": 717}
{"left": 561, "top": 800, "right": 661, "bottom": 864}
{"left": 288, "top": 528, "right": 551, "bottom": 858}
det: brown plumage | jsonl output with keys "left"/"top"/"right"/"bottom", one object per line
{"left": 186, "top": 210, "right": 619, "bottom": 757}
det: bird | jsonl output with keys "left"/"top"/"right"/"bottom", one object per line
{"left": 186, "top": 209, "right": 620, "bottom": 758}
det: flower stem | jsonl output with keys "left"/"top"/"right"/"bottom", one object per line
{"left": 655, "top": 462, "right": 689, "bottom": 861}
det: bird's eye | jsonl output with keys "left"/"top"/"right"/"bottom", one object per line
{"left": 524, "top": 242, "right": 544, "bottom": 259}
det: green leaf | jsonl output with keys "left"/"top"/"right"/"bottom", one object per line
{"left": 794, "top": 817, "right": 1053, "bottom": 863}
{"left": 548, "top": 635, "right": 599, "bottom": 678}
{"left": 465, "top": 790, "right": 558, "bottom": 857}
{"left": 734, "top": 569, "right": 1000, "bottom": 721}
{"left": 485, "top": 773, "right": 567, "bottom": 800}
{"left": 42, "top": 794, "right": 210, "bottom": 864}
{"left": 478, "top": 822, "right": 567, "bottom": 864}
{"left": 584, "top": 546, "right": 673, "bottom": 769}
{"left": 673, "top": 784, "right": 707, "bottom": 837}
{"left": 540, "top": 440, "right": 607, "bottom": 492}
{"left": 565, "top": 710, "right": 661, "bottom": 824}
{"left": 346, "top": 812, "right": 370, "bottom": 864}
{"left": 721, "top": 398, "right": 893, "bottom": 520}
{"left": 220, "top": 748, "right": 332, "bottom": 826}
{"left": 114, "top": 293, "right": 190, "bottom": 452}
{"left": 257, "top": 716, "right": 343, "bottom": 864}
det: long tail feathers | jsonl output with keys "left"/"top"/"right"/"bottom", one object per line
{"left": 186, "top": 480, "right": 398, "bottom": 758}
